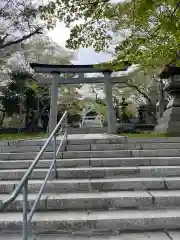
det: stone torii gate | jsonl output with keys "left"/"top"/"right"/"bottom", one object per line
{"left": 30, "top": 63, "right": 130, "bottom": 134}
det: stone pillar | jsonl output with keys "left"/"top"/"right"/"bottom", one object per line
{"left": 156, "top": 80, "right": 168, "bottom": 122}
{"left": 155, "top": 74, "right": 180, "bottom": 135}
{"left": 49, "top": 75, "right": 58, "bottom": 133}
{"left": 156, "top": 99, "right": 168, "bottom": 122}
{"left": 104, "top": 73, "right": 116, "bottom": 134}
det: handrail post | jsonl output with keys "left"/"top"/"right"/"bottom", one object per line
{"left": 53, "top": 135, "right": 57, "bottom": 179}
{"left": 22, "top": 180, "right": 28, "bottom": 240}
{"left": 65, "top": 114, "right": 68, "bottom": 145}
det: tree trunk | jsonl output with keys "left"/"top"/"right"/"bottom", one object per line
{"left": 0, "top": 111, "right": 5, "bottom": 126}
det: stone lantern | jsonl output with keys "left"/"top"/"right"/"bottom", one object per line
{"left": 155, "top": 65, "right": 180, "bottom": 135}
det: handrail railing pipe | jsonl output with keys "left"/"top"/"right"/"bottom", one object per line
{"left": 0, "top": 111, "right": 68, "bottom": 240}
{"left": 82, "top": 115, "right": 103, "bottom": 128}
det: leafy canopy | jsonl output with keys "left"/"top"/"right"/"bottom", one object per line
{"left": 39, "top": 0, "right": 180, "bottom": 69}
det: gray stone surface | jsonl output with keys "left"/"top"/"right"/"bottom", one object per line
{"left": 164, "top": 177, "right": 180, "bottom": 189}
{"left": 0, "top": 181, "right": 15, "bottom": 193}
{"left": 56, "top": 166, "right": 141, "bottom": 179}
{"left": 0, "top": 232, "right": 171, "bottom": 240}
{"left": 2, "top": 157, "right": 180, "bottom": 170}
{"left": 67, "top": 144, "right": 91, "bottom": 151}
{"left": 155, "top": 75, "right": 180, "bottom": 135}
{"left": 0, "top": 177, "right": 165, "bottom": 194}
{"left": 89, "top": 157, "right": 150, "bottom": 167}
{"left": 150, "top": 190, "right": 180, "bottom": 208}
{"left": 0, "top": 159, "right": 92, "bottom": 169}
{"left": 91, "top": 144, "right": 126, "bottom": 151}
{"left": 167, "top": 231, "right": 180, "bottom": 240}
{"left": 127, "top": 137, "right": 180, "bottom": 143}
{"left": 132, "top": 149, "right": 180, "bottom": 157}
{"left": 0, "top": 146, "right": 41, "bottom": 153}
{"left": 90, "top": 143, "right": 180, "bottom": 151}
{"left": 137, "top": 166, "right": 180, "bottom": 177}
{"left": 62, "top": 150, "right": 132, "bottom": 159}
{"left": 149, "top": 157, "right": 180, "bottom": 166}
{"left": 90, "top": 178, "right": 165, "bottom": 191}
{"left": 3, "top": 133, "right": 180, "bottom": 236}
{"left": 0, "top": 160, "right": 30, "bottom": 169}
{"left": 26, "top": 179, "right": 91, "bottom": 194}
{"left": 1, "top": 209, "right": 180, "bottom": 233}
{"left": 2, "top": 166, "right": 180, "bottom": 180}
{"left": 46, "top": 191, "right": 152, "bottom": 211}
{"left": 55, "top": 166, "right": 180, "bottom": 178}
{"left": 0, "top": 169, "right": 54, "bottom": 180}
{"left": 0, "top": 152, "right": 62, "bottom": 160}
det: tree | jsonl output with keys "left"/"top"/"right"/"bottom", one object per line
{"left": 0, "top": 71, "right": 37, "bottom": 128}
{"left": 39, "top": 0, "right": 180, "bottom": 70}
{"left": 90, "top": 83, "right": 104, "bottom": 101}
{"left": 22, "top": 35, "right": 73, "bottom": 65}
{"left": 58, "top": 86, "right": 86, "bottom": 124}
{"left": 114, "top": 71, "right": 160, "bottom": 106}
{"left": 0, "top": 0, "right": 44, "bottom": 86}
{"left": 0, "top": 0, "right": 43, "bottom": 51}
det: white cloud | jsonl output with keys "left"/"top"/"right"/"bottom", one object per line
{"left": 48, "top": 22, "right": 70, "bottom": 47}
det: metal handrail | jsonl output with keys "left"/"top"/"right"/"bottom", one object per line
{"left": 82, "top": 115, "right": 103, "bottom": 127}
{"left": 0, "top": 110, "right": 68, "bottom": 240}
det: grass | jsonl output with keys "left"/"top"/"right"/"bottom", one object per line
{"left": 120, "top": 132, "right": 173, "bottom": 138}
{"left": 0, "top": 132, "right": 48, "bottom": 141}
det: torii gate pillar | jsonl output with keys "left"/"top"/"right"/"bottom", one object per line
{"left": 104, "top": 72, "right": 116, "bottom": 134}
{"left": 49, "top": 75, "right": 58, "bottom": 133}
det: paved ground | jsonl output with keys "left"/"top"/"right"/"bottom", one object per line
{"left": 1, "top": 231, "right": 180, "bottom": 239}
{"left": 57, "top": 133, "right": 122, "bottom": 140}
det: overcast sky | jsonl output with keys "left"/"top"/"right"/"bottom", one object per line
{"left": 47, "top": 0, "right": 125, "bottom": 64}
{"left": 48, "top": 22, "right": 112, "bottom": 65}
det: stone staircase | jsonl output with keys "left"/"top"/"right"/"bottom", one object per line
{"left": 1, "top": 135, "right": 180, "bottom": 239}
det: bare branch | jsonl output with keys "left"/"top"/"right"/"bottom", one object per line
{"left": 0, "top": 27, "right": 43, "bottom": 49}
{"left": 0, "top": 34, "right": 9, "bottom": 44}
{"left": 125, "top": 80, "right": 152, "bottom": 105}
{"left": 0, "top": 0, "right": 12, "bottom": 17}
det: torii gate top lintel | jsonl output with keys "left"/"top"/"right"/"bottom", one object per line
{"left": 30, "top": 62, "right": 130, "bottom": 74}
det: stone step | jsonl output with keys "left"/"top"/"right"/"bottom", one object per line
{"left": 2, "top": 136, "right": 180, "bottom": 148}
{"left": 127, "top": 137, "right": 180, "bottom": 143}
{"left": 62, "top": 149, "right": 180, "bottom": 158}
{"left": 1, "top": 166, "right": 180, "bottom": 180}
{"left": 0, "top": 145, "right": 63, "bottom": 153}
{"left": 66, "top": 143, "right": 180, "bottom": 151}
{"left": 3, "top": 148, "right": 180, "bottom": 161}
{"left": 0, "top": 191, "right": 149, "bottom": 211}
{"left": 2, "top": 157, "right": 180, "bottom": 169}
{"left": 1, "top": 231, "right": 177, "bottom": 240}
{"left": 67, "top": 137, "right": 180, "bottom": 145}
{"left": 0, "top": 177, "right": 169, "bottom": 194}
{"left": 0, "top": 136, "right": 126, "bottom": 148}
{"left": 2, "top": 190, "right": 180, "bottom": 212}
{"left": 1, "top": 177, "right": 180, "bottom": 194}
{"left": 2, "top": 142, "right": 180, "bottom": 153}
{"left": 1, "top": 209, "right": 180, "bottom": 233}
{"left": 0, "top": 152, "right": 62, "bottom": 160}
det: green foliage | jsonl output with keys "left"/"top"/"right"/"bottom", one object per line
{"left": 39, "top": 0, "right": 180, "bottom": 69}
{"left": 0, "top": 71, "right": 36, "bottom": 116}
{"left": 93, "top": 102, "right": 108, "bottom": 121}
